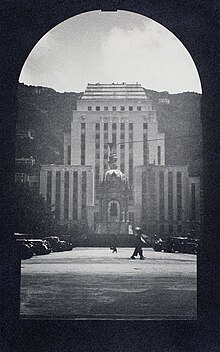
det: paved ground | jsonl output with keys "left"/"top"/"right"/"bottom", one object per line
{"left": 20, "top": 247, "right": 197, "bottom": 320}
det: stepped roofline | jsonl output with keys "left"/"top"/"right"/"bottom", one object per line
{"left": 80, "top": 82, "right": 148, "bottom": 100}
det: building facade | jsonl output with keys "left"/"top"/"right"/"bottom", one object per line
{"left": 40, "top": 83, "right": 201, "bottom": 237}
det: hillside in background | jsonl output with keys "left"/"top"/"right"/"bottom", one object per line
{"left": 144, "top": 89, "right": 202, "bottom": 176}
{"left": 17, "top": 83, "right": 82, "bottom": 165}
{"left": 17, "top": 83, "right": 202, "bottom": 176}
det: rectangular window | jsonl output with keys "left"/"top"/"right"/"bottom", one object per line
{"left": 112, "top": 133, "right": 116, "bottom": 143}
{"left": 159, "top": 171, "right": 164, "bottom": 221}
{"left": 55, "top": 171, "right": 60, "bottom": 220}
{"left": 95, "top": 165, "right": 100, "bottom": 199}
{"left": 137, "top": 106, "right": 142, "bottom": 111}
{"left": 73, "top": 171, "right": 78, "bottom": 220}
{"left": 95, "top": 142, "right": 100, "bottom": 149}
{"left": 64, "top": 171, "right": 69, "bottom": 220}
{"left": 82, "top": 171, "right": 87, "bottom": 214}
{"left": 129, "top": 159, "right": 133, "bottom": 184}
{"left": 95, "top": 123, "right": 100, "bottom": 130}
{"left": 112, "top": 123, "right": 117, "bottom": 130}
{"left": 177, "top": 171, "right": 182, "bottom": 220}
{"left": 95, "top": 133, "right": 100, "bottom": 140}
{"left": 112, "top": 132, "right": 117, "bottom": 153}
{"left": 81, "top": 123, "right": 86, "bottom": 165}
{"left": 129, "top": 212, "right": 134, "bottom": 225}
{"left": 67, "top": 145, "right": 71, "bottom": 165}
{"left": 104, "top": 123, "right": 108, "bottom": 131}
{"left": 120, "top": 123, "right": 125, "bottom": 130}
{"left": 120, "top": 133, "right": 125, "bottom": 140}
{"left": 191, "top": 183, "right": 196, "bottom": 221}
{"left": 94, "top": 212, "right": 99, "bottom": 224}
{"left": 143, "top": 123, "right": 148, "bottom": 165}
{"left": 129, "top": 128, "right": 133, "bottom": 184}
{"left": 120, "top": 152, "right": 125, "bottom": 160}
{"left": 120, "top": 144, "right": 125, "bottom": 150}
{"left": 96, "top": 106, "right": 100, "bottom": 111}
{"left": 104, "top": 106, "right": 108, "bottom": 111}
{"left": 88, "top": 106, "right": 92, "bottom": 111}
{"left": 46, "top": 171, "right": 52, "bottom": 206}
{"left": 129, "top": 123, "right": 133, "bottom": 130}
{"left": 158, "top": 146, "right": 161, "bottom": 165}
{"left": 168, "top": 171, "right": 173, "bottom": 221}
{"left": 120, "top": 106, "right": 125, "bottom": 111}
{"left": 129, "top": 106, "right": 133, "bottom": 111}
{"left": 112, "top": 106, "right": 117, "bottom": 111}
{"left": 142, "top": 171, "right": 147, "bottom": 223}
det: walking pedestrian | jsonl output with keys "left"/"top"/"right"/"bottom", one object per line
{"left": 130, "top": 227, "right": 146, "bottom": 260}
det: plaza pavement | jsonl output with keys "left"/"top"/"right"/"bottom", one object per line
{"left": 20, "top": 247, "right": 197, "bottom": 320}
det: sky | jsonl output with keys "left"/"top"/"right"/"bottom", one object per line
{"left": 19, "top": 10, "right": 202, "bottom": 94}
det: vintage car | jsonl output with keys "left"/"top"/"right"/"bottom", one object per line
{"left": 15, "top": 239, "right": 35, "bottom": 260}
{"left": 153, "top": 236, "right": 199, "bottom": 254}
{"left": 28, "top": 239, "right": 51, "bottom": 255}
{"left": 42, "top": 236, "right": 64, "bottom": 252}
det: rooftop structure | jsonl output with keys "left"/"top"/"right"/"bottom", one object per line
{"left": 81, "top": 83, "right": 148, "bottom": 100}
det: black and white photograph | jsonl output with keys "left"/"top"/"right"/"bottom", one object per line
{"left": 16, "top": 10, "right": 202, "bottom": 320}
{"left": 1, "top": 1, "right": 220, "bottom": 351}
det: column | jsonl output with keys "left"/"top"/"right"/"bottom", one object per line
{"left": 51, "top": 170, "right": 56, "bottom": 213}
{"left": 100, "top": 119, "right": 104, "bottom": 177}
{"left": 71, "top": 118, "right": 81, "bottom": 164}
{"left": 78, "top": 171, "right": 82, "bottom": 220}
{"left": 173, "top": 170, "right": 177, "bottom": 222}
{"left": 85, "top": 121, "right": 95, "bottom": 166}
{"left": 133, "top": 120, "right": 143, "bottom": 168}
{"left": 87, "top": 168, "right": 94, "bottom": 206}
{"left": 164, "top": 170, "right": 168, "bottom": 222}
{"left": 69, "top": 169, "right": 74, "bottom": 220}
{"left": 60, "top": 170, "right": 65, "bottom": 220}
{"left": 40, "top": 169, "right": 47, "bottom": 199}
{"left": 125, "top": 120, "right": 129, "bottom": 177}
{"left": 117, "top": 120, "right": 120, "bottom": 165}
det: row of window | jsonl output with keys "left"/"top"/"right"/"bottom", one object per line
{"left": 95, "top": 122, "right": 134, "bottom": 130}
{"left": 88, "top": 106, "right": 142, "bottom": 111}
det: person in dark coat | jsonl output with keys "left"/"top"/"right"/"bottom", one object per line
{"left": 130, "top": 227, "right": 146, "bottom": 260}
{"left": 110, "top": 234, "right": 117, "bottom": 253}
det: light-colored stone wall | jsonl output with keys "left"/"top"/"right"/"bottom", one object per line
{"left": 134, "top": 164, "right": 200, "bottom": 235}
{"left": 70, "top": 111, "right": 165, "bottom": 177}
{"left": 39, "top": 164, "right": 94, "bottom": 225}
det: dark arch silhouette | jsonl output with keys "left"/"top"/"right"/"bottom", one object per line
{"left": 0, "top": 0, "right": 220, "bottom": 349}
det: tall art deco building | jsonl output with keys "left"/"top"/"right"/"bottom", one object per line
{"left": 40, "top": 83, "right": 201, "bottom": 237}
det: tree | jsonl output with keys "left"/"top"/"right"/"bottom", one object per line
{"left": 13, "top": 182, "right": 58, "bottom": 237}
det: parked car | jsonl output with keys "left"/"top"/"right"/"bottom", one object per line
{"left": 59, "top": 240, "right": 74, "bottom": 251}
{"left": 178, "top": 238, "right": 199, "bottom": 254}
{"left": 153, "top": 237, "right": 165, "bottom": 252}
{"left": 60, "top": 234, "right": 76, "bottom": 248}
{"left": 28, "top": 239, "right": 51, "bottom": 255}
{"left": 153, "top": 236, "right": 199, "bottom": 254}
{"left": 15, "top": 239, "right": 35, "bottom": 260}
{"left": 42, "top": 236, "right": 64, "bottom": 252}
